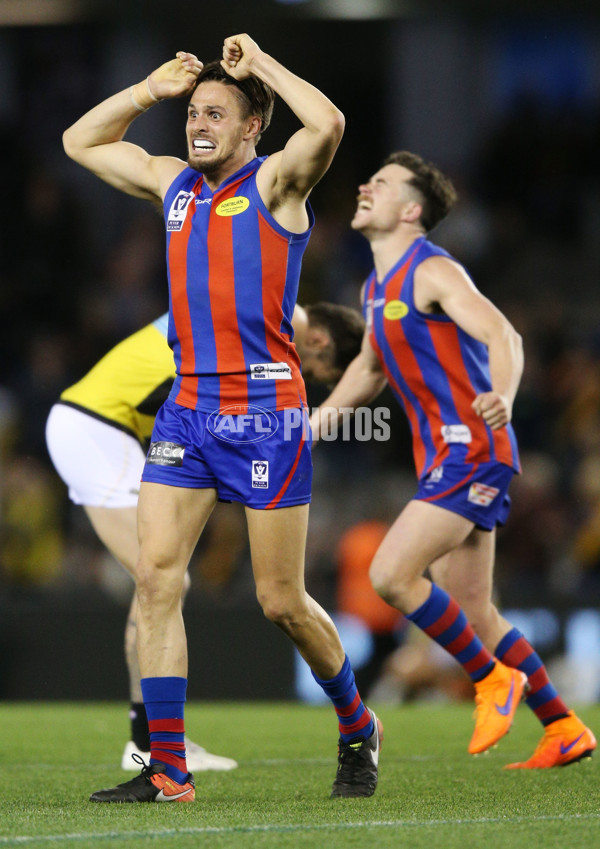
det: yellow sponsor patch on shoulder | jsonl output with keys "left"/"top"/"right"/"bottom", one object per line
{"left": 215, "top": 196, "right": 250, "bottom": 217}
{"left": 383, "top": 299, "right": 408, "bottom": 320}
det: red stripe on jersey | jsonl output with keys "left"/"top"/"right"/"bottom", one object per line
{"left": 366, "top": 280, "right": 428, "bottom": 475}
{"left": 491, "top": 425, "right": 518, "bottom": 470}
{"left": 207, "top": 187, "right": 248, "bottom": 411}
{"left": 170, "top": 188, "right": 200, "bottom": 407}
{"left": 426, "top": 320, "right": 491, "bottom": 464}
{"left": 258, "top": 216, "right": 301, "bottom": 410}
{"left": 266, "top": 432, "right": 305, "bottom": 509}
{"left": 383, "top": 263, "right": 447, "bottom": 475}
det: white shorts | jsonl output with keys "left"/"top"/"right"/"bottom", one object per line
{"left": 45, "top": 404, "right": 146, "bottom": 508}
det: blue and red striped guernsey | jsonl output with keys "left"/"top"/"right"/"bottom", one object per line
{"left": 163, "top": 156, "right": 311, "bottom": 413}
{"left": 363, "top": 236, "right": 520, "bottom": 479}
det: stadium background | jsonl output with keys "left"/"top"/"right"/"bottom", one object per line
{"left": 1, "top": 0, "right": 600, "bottom": 704}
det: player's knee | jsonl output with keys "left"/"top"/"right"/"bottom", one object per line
{"left": 136, "top": 556, "right": 184, "bottom": 605}
{"left": 257, "top": 588, "right": 307, "bottom": 630}
{"left": 369, "top": 558, "right": 396, "bottom": 604}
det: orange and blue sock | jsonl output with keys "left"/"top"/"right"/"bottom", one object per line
{"left": 406, "top": 583, "right": 495, "bottom": 682}
{"left": 140, "top": 676, "right": 188, "bottom": 784}
{"left": 495, "top": 627, "right": 568, "bottom": 725}
{"left": 312, "top": 655, "right": 374, "bottom": 742}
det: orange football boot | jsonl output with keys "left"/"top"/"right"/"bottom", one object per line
{"left": 468, "top": 662, "right": 527, "bottom": 755}
{"left": 90, "top": 757, "right": 195, "bottom": 803}
{"left": 504, "top": 711, "right": 596, "bottom": 769}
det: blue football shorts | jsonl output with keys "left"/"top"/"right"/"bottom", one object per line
{"left": 141, "top": 398, "right": 312, "bottom": 509}
{"left": 414, "top": 459, "right": 515, "bottom": 531}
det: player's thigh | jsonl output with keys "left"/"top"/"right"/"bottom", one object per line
{"left": 372, "top": 499, "right": 475, "bottom": 584}
{"left": 430, "top": 526, "right": 496, "bottom": 614}
{"left": 137, "top": 481, "right": 218, "bottom": 572}
{"left": 84, "top": 504, "right": 139, "bottom": 576}
{"left": 245, "top": 503, "right": 309, "bottom": 596}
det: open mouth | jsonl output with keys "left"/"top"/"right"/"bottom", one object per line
{"left": 192, "top": 138, "right": 216, "bottom": 151}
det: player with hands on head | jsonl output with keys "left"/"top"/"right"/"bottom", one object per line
{"left": 45, "top": 300, "right": 363, "bottom": 773}
{"left": 310, "top": 150, "right": 596, "bottom": 769}
{"left": 64, "top": 34, "right": 381, "bottom": 803}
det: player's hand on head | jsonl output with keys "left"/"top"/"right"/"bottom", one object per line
{"left": 147, "top": 52, "right": 203, "bottom": 100}
{"left": 472, "top": 392, "right": 511, "bottom": 430}
{"left": 221, "top": 34, "right": 260, "bottom": 80}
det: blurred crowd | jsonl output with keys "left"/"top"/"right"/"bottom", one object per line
{"left": 1, "top": 22, "right": 600, "bottom": 702}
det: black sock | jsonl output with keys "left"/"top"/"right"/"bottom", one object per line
{"left": 130, "top": 702, "right": 150, "bottom": 751}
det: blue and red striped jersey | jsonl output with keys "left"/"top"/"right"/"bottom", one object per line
{"left": 163, "top": 156, "right": 312, "bottom": 413}
{"left": 363, "top": 236, "right": 520, "bottom": 479}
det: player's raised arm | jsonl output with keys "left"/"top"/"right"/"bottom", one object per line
{"left": 221, "top": 34, "right": 344, "bottom": 220}
{"left": 63, "top": 51, "right": 203, "bottom": 202}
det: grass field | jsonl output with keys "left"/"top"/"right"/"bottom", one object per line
{"left": 1, "top": 701, "right": 598, "bottom": 849}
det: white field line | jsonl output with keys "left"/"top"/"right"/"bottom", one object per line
{"left": 2, "top": 814, "right": 600, "bottom": 845}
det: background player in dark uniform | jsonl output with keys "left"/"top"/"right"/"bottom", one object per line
{"left": 311, "top": 150, "right": 596, "bottom": 769}
{"left": 63, "top": 35, "right": 379, "bottom": 803}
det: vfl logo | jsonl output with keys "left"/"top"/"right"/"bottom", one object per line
{"left": 166, "top": 191, "right": 194, "bottom": 231}
{"left": 251, "top": 460, "right": 269, "bottom": 489}
{"left": 146, "top": 441, "right": 185, "bottom": 467}
{"left": 207, "top": 404, "right": 279, "bottom": 444}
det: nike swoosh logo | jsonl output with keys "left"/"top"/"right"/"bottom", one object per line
{"left": 560, "top": 733, "right": 585, "bottom": 755}
{"left": 155, "top": 787, "right": 193, "bottom": 802}
{"left": 494, "top": 679, "right": 515, "bottom": 716}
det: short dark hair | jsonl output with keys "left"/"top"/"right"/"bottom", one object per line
{"left": 383, "top": 150, "right": 458, "bottom": 232}
{"left": 194, "top": 61, "right": 275, "bottom": 143}
{"left": 306, "top": 302, "right": 365, "bottom": 374}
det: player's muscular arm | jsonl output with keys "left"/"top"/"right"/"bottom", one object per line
{"left": 290, "top": 304, "right": 309, "bottom": 349}
{"left": 221, "top": 34, "right": 344, "bottom": 227}
{"left": 416, "top": 257, "right": 523, "bottom": 430}
{"left": 63, "top": 52, "right": 202, "bottom": 201}
{"left": 309, "top": 330, "right": 387, "bottom": 443}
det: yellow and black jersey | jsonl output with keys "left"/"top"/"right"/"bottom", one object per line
{"left": 59, "top": 315, "right": 174, "bottom": 445}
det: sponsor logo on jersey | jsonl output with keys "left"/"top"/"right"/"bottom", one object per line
{"left": 250, "top": 362, "right": 292, "bottom": 380}
{"left": 468, "top": 481, "right": 500, "bottom": 507}
{"left": 216, "top": 196, "right": 250, "bottom": 216}
{"left": 195, "top": 197, "right": 212, "bottom": 205}
{"left": 441, "top": 424, "right": 472, "bottom": 444}
{"left": 146, "top": 441, "right": 185, "bottom": 466}
{"left": 251, "top": 460, "right": 269, "bottom": 488}
{"left": 207, "top": 404, "right": 279, "bottom": 444}
{"left": 166, "top": 191, "right": 194, "bottom": 231}
{"left": 383, "top": 299, "right": 409, "bottom": 320}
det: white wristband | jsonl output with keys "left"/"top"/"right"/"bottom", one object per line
{"left": 145, "top": 76, "right": 160, "bottom": 103}
{"left": 129, "top": 85, "right": 148, "bottom": 113}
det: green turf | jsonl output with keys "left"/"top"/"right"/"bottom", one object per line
{"left": 0, "top": 701, "right": 598, "bottom": 849}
